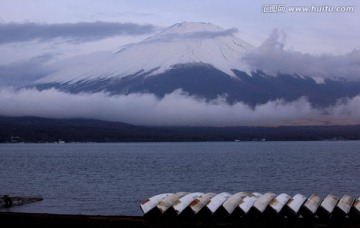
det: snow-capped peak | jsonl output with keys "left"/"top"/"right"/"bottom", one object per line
{"left": 156, "top": 21, "right": 225, "bottom": 35}
{"left": 37, "top": 22, "right": 254, "bottom": 83}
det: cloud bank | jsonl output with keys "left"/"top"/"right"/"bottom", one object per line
{"left": 146, "top": 27, "right": 239, "bottom": 43}
{"left": 0, "top": 51, "right": 117, "bottom": 87}
{"left": 171, "top": 27, "right": 239, "bottom": 40}
{"left": 0, "top": 54, "right": 56, "bottom": 87}
{"left": 0, "top": 88, "right": 359, "bottom": 126}
{"left": 243, "top": 29, "right": 360, "bottom": 81}
{"left": 0, "top": 21, "right": 156, "bottom": 44}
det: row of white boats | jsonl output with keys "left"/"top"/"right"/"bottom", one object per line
{"left": 140, "top": 192, "right": 360, "bottom": 219}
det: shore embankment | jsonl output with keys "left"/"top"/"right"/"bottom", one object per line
{"left": 1, "top": 212, "right": 360, "bottom": 228}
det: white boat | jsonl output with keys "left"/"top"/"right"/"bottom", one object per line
{"left": 172, "top": 192, "right": 203, "bottom": 215}
{"left": 205, "top": 192, "right": 232, "bottom": 214}
{"left": 350, "top": 197, "right": 360, "bottom": 218}
{"left": 317, "top": 194, "right": 338, "bottom": 218}
{"left": 284, "top": 194, "right": 307, "bottom": 217}
{"left": 238, "top": 192, "right": 262, "bottom": 215}
{"left": 221, "top": 192, "right": 249, "bottom": 216}
{"left": 268, "top": 193, "right": 291, "bottom": 215}
{"left": 251, "top": 192, "right": 276, "bottom": 215}
{"left": 156, "top": 192, "right": 188, "bottom": 214}
{"left": 140, "top": 193, "right": 172, "bottom": 214}
{"left": 189, "top": 193, "right": 216, "bottom": 215}
{"left": 333, "top": 195, "right": 354, "bottom": 217}
{"left": 301, "top": 194, "right": 322, "bottom": 218}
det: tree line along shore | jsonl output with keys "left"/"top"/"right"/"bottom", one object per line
{"left": 1, "top": 116, "right": 360, "bottom": 143}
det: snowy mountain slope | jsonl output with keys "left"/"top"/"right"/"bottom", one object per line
{"left": 36, "top": 22, "right": 254, "bottom": 84}
{"left": 33, "top": 22, "right": 360, "bottom": 107}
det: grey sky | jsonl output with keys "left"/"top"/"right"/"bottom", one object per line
{"left": 0, "top": 0, "right": 360, "bottom": 126}
{"left": 1, "top": 0, "right": 359, "bottom": 55}
{"left": 0, "top": 0, "right": 360, "bottom": 79}
{"left": 0, "top": 0, "right": 359, "bottom": 84}
{"left": 0, "top": 22, "right": 155, "bottom": 44}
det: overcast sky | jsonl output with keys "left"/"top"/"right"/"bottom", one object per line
{"left": 1, "top": 0, "right": 359, "bottom": 65}
{"left": 1, "top": 0, "right": 360, "bottom": 125}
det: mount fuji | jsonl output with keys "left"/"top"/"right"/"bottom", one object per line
{"left": 34, "top": 22, "right": 360, "bottom": 107}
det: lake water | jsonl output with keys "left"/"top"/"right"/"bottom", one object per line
{"left": 0, "top": 141, "right": 359, "bottom": 216}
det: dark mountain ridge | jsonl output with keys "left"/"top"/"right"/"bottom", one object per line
{"left": 2, "top": 116, "right": 360, "bottom": 143}
{"left": 35, "top": 64, "right": 360, "bottom": 107}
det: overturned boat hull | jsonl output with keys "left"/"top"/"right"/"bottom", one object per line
{"left": 333, "top": 195, "right": 354, "bottom": 218}
{"left": 300, "top": 194, "right": 322, "bottom": 218}
{"left": 140, "top": 193, "right": 172, "bottom": 215}
{"left": 317, "top": 194, "right": 338, "bottom": 218}
{"left": 218, "top": 192, "right": 249, "bottom": 216}
{"left": 283, "top": 194, "right": 307, "bottom": 218}
{"left": 172, "top": 192, "right": 203, "bottom": 215}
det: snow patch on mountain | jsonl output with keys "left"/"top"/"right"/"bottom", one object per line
{"left": 36, "top": 22, "right": 254, "bottom": 84}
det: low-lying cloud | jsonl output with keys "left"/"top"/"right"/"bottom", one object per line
{"left": 0, "top": 21, "right": 156, "bottom": 44}
{"left": 0, "top": 88, "right": 359, "bottom": 126}
{"left": 243, "top": 29, "right": 360, "bottom": 81}
{"left": 0, "top": 51, "right": 116, "bottom": 87}
{"left": 176, "top": 28, "right": 239, "bottom": 39}
{"left": 0, "top": 54, "right": 56, "bottom": 87}
{"left": 147, "top": 27, "right": 239, "bottom": 43}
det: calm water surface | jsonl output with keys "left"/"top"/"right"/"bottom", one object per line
{"left": 0, "top": 141, "right": 359, "bottom": 215}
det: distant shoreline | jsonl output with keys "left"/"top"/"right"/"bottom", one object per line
{"left": 2, "top": 116, "right": 360, "bottom": 143}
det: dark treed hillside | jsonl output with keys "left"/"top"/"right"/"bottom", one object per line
{"left": 1, "top": 116, "right": 360, "bottom": 143}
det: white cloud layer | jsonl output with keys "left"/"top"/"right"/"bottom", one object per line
{"left": 243, "top": 29, "right": 360, "bottom": 81}
{"left": 1, "top": 88, "right": 359, "bottom": 126}
{"left": 0, "top": 22, "right": 155, "bottom": 44}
